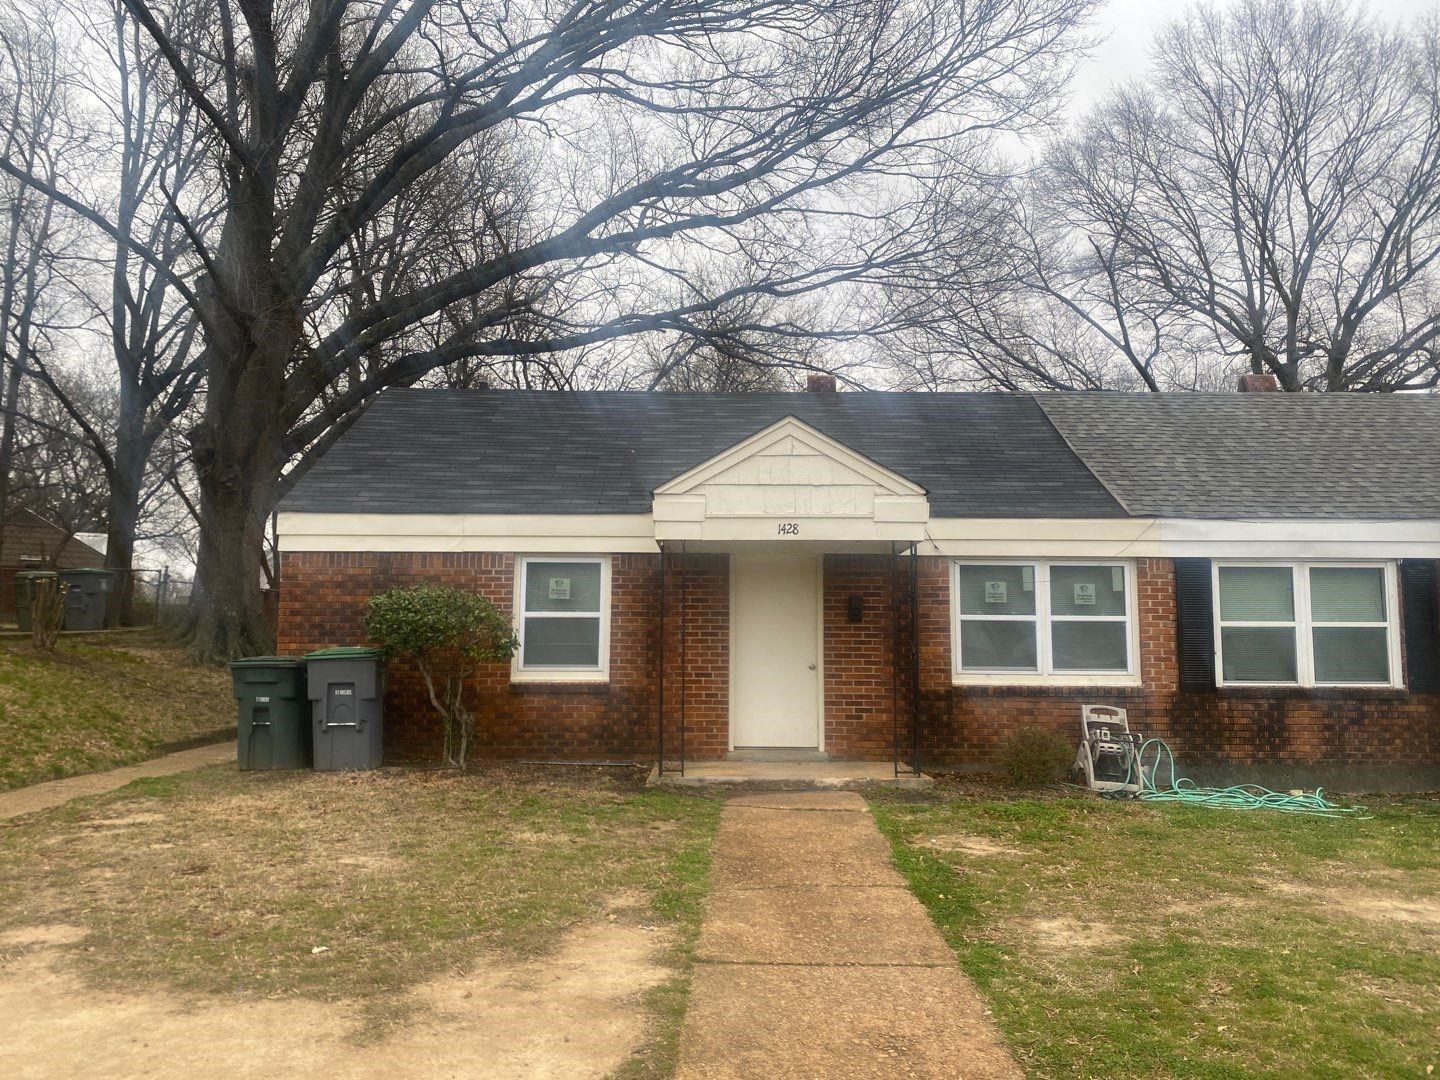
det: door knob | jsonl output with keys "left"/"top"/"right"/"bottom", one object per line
{"left": 808, "top": 663, "right": 817, "bottom": 670}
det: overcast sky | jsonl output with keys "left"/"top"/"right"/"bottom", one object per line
{"left": 1068, "top": 0, "right": 1440, "bottom": 117}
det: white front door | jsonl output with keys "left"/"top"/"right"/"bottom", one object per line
{"left": 730, "top": 555, "right": 821, "bottom": 749}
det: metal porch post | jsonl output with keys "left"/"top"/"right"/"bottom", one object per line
{"left": 679, "top": 542, "right": 687, "bottom": 777}
{"left": 910, "top": 541, "right": 921, "bottom": 776}
{"left": 657, "top": 542, "right": 666, "bottom": 776}
{"left": 891, "top": 542, "right": 900, "bottom": 778}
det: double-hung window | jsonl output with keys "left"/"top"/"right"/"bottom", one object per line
{"left": 1214, "top": 562, "right": 1400, "bottom": 687}
{"left": 952, "top": 560, "right": 1136, "bottom": 683}
{"left": 514, "top": 557, "right": 609, "bottom": 680}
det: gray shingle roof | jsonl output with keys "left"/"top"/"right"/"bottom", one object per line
{"left": 1037, "top": 392, "right": 1440, "bottom": 519}
{"left": 282, "top": 388, "right": 1440, "bottom": 521}
{"left": 282, "top": 390, "right": 1124, "bottom": 518}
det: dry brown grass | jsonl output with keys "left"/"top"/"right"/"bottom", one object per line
{"left": 0, "top": 763, "right": 722, "bottom": 1078}
{"left": 0, "top": 762, "right": 720, "bottom": 1005}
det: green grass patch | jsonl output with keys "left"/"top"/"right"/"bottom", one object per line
{"left": 870, "top": 787, "right": 1440, "bottom": 1079}
{"left": 0, "top": 630, "right": 234, "bottom": 789}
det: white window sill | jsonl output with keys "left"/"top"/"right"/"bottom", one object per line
{"left": 510, "top": 670, "right": 610, "bottom": 685}
{"left": 1217, "top": 682, "right": 1405, "bottom": 691}
{"left": 952, "top": 672, "right": 1142, "bottom": 688}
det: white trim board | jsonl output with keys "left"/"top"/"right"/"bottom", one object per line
{"left": 277, "top": 512, "right": 655, "bottom": 553}
{"left": 278, "top": 511, "right": 1440, "bottom": 558}
{"left": 1153, "top": 518, "right": 1440, "bottom": 559}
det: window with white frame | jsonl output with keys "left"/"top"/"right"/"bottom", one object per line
{"left": 952, "top": 560, "right": 1135, "bottom": 680}
{"left": 515, "top": 557, "right": 609, "bottom": 677}
{"left": 1214, "top": 562, "right": 1399, "bottom": 687}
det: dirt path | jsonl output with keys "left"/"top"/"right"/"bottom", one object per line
{"left": 0, "top": 921, "right": 663, "bottom": 1079}
{"left": 0, "top": 741, "right": 236, "bottom": 821}
{"left": 674, "top": 791, "right": 1022, "bottom": 1079}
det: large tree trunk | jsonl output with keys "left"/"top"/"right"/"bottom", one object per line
{"left": 186, "top": 345, "right": 287, "bottom": 660}
{"left": 186, "top": 455, "right": 277, "bottom": 661}
{"left": 184, "top": 336, "right": 289, "bottom": 659}
{"left": 0, "top": 356, "right": 21, "bottom": 530}
{"left": 181, "top": 161, "right": 296, "bottom": 662}
{"left": 103, "top": 375, "right": 153, "bottom": 626}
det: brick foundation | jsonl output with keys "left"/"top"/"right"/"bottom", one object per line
{"left": 279, "top": 551, "right": 1440, "bottom": 785}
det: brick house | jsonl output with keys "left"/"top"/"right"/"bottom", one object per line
{"left": 277, "top": 379, "right": 1440, "bottom": 790}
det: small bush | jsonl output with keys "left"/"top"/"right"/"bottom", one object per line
{"left": 999, "top": 726, "right": 1075, "bottom": 786}
{"left": 365, "top": 584, "right": 517, "bottom": 768}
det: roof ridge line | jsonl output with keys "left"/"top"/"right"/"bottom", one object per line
{"left": 1030, "top": 393, "right": 1137, "bottom": 516}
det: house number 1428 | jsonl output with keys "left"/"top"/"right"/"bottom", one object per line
{"left": 777, "top": 522, "right": 800, "bottom": 535}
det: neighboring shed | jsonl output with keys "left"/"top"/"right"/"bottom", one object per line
{"left": 0, "top": 510, "right": 105, "bottom": 617}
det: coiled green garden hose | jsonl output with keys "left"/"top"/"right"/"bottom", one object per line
{"left": 1132, "top": 738, "right": 1368, "bottom": 819}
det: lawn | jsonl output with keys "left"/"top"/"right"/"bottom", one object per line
{"left": 0, "top": 762, "right": 720, "bottom": 1077}
{"left": 0, "top": 630, "right": 234, "bottom": 790}
{"left": 870, "top": 783, "right": 1440, "bottom": 1079}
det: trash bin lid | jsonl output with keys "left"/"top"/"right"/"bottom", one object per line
{"left": 15, "top": 570, "right": 58, "bottom": 579}
{"left": 229, "top": 655, "right": 306, "bottom": 669}
{"left": 303, "top": 646, "right": 382, "bottom": 660}
{"left": 57, "top": 568, "right": 114, "bottom": 576}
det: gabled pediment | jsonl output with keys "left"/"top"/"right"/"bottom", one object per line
{"left": 652, "top": 416, "right": 929, "bottom": 542}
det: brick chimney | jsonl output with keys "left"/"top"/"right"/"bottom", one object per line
{"left": 1237, "top": 373, "right": 1279, "bottom": 392}
{"left": 806, "top": 373, "right": 837, "bottom": 393}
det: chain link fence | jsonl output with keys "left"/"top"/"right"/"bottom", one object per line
{"left": 98, "top": 568, "right": 194, "bottom": 628}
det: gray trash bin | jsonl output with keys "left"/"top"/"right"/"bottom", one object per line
{"left": 57, "top": 569, "right": 115, "bottom": 631}
{"left": 304, "top": 647, "right": 385, "bottom": 770}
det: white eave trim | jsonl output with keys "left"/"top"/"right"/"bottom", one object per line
{"left": 1153, "top": 518, "right": 1440, "bottom": 559}
{"left": 276, "top": 512, "right": 656, "bottom": 553}
{"left": 278, "top": 511, "right": 1440, "bottom": 558}
{"left": 921, "top": 517, "right": 1440, "bottom": 558}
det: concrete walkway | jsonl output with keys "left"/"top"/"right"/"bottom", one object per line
{"left": 651, "top": 760, "right": 933, "bottom": 791}
{"left": 675, "top": 791, "right": 1023, "bottom": 1079}
{"left": 0, "top": 741, "right": 236, "bottom": 821}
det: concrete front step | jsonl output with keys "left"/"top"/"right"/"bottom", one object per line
{"left": 647, "top": 760, "right": 932, "bottom": 791}
{"left": 724, "top": 748, "right": 830, "bottom": 762}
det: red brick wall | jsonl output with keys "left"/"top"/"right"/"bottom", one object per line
{"left": 279, "top": 550, "right": 1440, "bottom": 780}
{"left": 278, "top": 551, "right": 729, "bottom": 764}
{"left": 907, "top": 556, "right": 1440, "bottom": 779}
{"left": 823, "top": 555, "right": 908, "bottom": 759}
{"left": 660, "top": 554, "right": 730, "bottom": 763}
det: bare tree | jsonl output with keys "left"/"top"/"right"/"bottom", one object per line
{"left": 0, "top": 2, "right": 84, "bottom": 530}
{"left": 880, "top": 178, "right": 1204, "bottom": 392}
{"left": 1044, "top": 0, "right": 1440, "bottom": 391}
{"left": 6, "top": 364, "right": 111, "bottom": 544}
{"left": 1, "top": 0, "right": 1097, "bottom": 658}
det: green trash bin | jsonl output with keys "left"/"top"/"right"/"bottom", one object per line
{"left": 305, "top": 647, "right": 385, "bottom": 771}
{"left": 57, "top": 568, "right": 115, "bottom": 631}
{"left": 14, "top": 570, "right": 57, "bottom": 632}
{"left": 229, "top": 657, "right": 312, "bottom": 770}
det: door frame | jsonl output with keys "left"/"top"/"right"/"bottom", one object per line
{"left": 727, "top": 553, "right": 825, "bottom": 752}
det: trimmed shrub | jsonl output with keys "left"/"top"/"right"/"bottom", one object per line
{"left": 364, "top": 584, "right": 517, "bottom": 768}
{"left": 999, "top": 726, "right": 1075, "bottom": 786}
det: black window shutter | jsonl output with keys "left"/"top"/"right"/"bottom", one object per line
{"left": 1400, "top": 559, "right": 1440, "bottom": 693}
{"left": 1174, "top": 558, "right": 1216, "bottom": 692}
